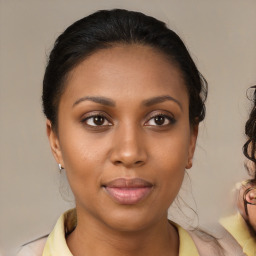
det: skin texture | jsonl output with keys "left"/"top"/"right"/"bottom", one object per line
{"left": 47, "top": 44, "right": 198, "bottom": 256}
{"left": 237, "top": 181, "right": 256, "bottom": 234}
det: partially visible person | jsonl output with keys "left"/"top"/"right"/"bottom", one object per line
{"left": 221, "top": 86, "right": 256, "bottom": 256}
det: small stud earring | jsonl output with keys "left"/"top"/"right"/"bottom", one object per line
{"left": 58, "top": 163, "right": 64, "bottom": 171}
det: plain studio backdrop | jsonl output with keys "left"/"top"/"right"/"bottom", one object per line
{"left": 0, "top": 0, "right": 256, "bottom": 255}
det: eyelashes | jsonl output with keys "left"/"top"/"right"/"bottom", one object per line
{"left": 83, "top": 115, "right": 112, "bottom": 127}
{"left": 81, "top": 112, "right": 113, "bottom": 128}
{"left": 144, "top": 113, "right": 176, "bottom": 126}
{"left": 81, "top": 111, "right": 176, "bottom": 129}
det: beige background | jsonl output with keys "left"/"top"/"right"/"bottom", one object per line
{"left": 1, "top": 0, "right": 256, "bottom": 255}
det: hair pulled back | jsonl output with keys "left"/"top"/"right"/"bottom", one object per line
{"left": 243, "top": 86, "right": 256, "bottom": 181}
{"left": 42, "top": 9, "right": 207, "bottom": 129}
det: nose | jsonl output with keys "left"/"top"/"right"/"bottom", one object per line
{"left": 110, "top": 124, "right": 147, "bottom": 168}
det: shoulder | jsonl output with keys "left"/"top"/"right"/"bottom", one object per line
{"left": 16, "top": 209, "right": 75, "bottom": 256}
{"left": 173, "top": 221, "right": 229, "bottom": 256}
{"left": 16, "top": 235, "right": 48, "bottom": 256}
{"left": 188, "top": 224, "right": 246, "bottom": 256}
{"left": 174, "top": 224, "right": 199, "bottom": 256}
{"left": 220, "top": 214, "right": 247, "bottom": 238}
{"left": 221, "top": 214, "right": 256, "bottom": 256}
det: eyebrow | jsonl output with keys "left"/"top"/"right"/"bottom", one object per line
{"left": 142, "top": 95, "right": 183, "bottom": 110}
{"left": 73, "top": 95, "right": 182, "bottom": 110}
{"left": 73, "top": 96, "right": 116, "bottom": 107}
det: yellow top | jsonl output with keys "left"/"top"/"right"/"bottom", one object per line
{"left": 42, "top": 209, "right": 199, "bottom": 256}
{"left": 220, "top": 214, "right": 256, "bottom": 256}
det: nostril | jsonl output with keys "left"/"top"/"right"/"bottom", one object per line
{"left": 113, "top": 160, "right": 144, "bottom": 166}
{"left": 114, "top": 160, "right": 122, "bottom": 165}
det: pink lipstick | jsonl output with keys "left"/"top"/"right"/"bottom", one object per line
{"left": 103, "top": 178, "right": 153, "bottom": 205}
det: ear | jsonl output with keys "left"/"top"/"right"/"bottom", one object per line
{"left": 46, "top": 120, "right": 64, "bottom": 168}
{"left": 186, "top": 124, "right": 198, "bottom": 169}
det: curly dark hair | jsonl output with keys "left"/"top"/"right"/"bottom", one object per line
{"left": 243, "top": 85, "right": 256, "bottom": 181}
{"left": 42, "top": 9, "right": 207, "bottom": 131}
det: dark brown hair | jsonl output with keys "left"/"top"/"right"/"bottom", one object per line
{"left": 243, "top": 85, "right": 256, "bottom": 181}
{"left": 42, "top": 9, "right": 207, "bottom": 130}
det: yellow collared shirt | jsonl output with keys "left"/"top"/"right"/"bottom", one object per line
{"left": 220, "top": 214, "right": 256, "bottom": 256}
{"left": 42, "top": 209, "right": 199, "bottom": 256}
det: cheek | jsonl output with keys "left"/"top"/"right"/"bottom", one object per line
{"left": 153, "top": 158, "right": 185, "bottom": 212}
{"left": 248, "top": 205, "right": 256, "bottom": 230}
{"left": 158, "top": 154, "right": 185, "bottom": 196}
{"left": 58, "top": 130, "right": 111, "bottom": 199}
{"left": 151, "top": 130, "right": 189, "bottom": 204}
{"left": 59, "top": 122, "right": 111, "bottom": 168}
{"left": 152, "top": 126, "right": 191, "bottom": 169}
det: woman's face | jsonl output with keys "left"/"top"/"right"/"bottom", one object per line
{"left": 47, "top": 44, "right": 198, "bottom": 231}
{"left": 245, "top": 188, "right": 256, "bottom": 232}
{"left": 238, "top": 181, "right": 256, "bottom": 233}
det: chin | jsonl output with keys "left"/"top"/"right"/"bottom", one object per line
{"left": 102, "top": 208, "right": 159, "bottom": 233}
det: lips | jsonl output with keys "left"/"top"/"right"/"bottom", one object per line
{"left": 103, "top": 178, "right": 153, "bottom": 205}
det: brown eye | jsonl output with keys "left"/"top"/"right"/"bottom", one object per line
{"left": 93, "top": 116, "right": 105, "bottom": 125}
{"left": 84, "top": 115, "right": 112, "bottom": 127}
{"left": 145, "top": 114, "right": 175, "bottom": 126}
{"left": 154, "top": 116, "right": 165, "bottom": 125}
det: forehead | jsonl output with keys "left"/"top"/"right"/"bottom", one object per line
{"left": 61, "top": 44, "right": 188, "bottom": 106}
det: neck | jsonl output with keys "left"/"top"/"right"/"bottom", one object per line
{"left": 66, "top": 209, "right": 179, "bottom": 256}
